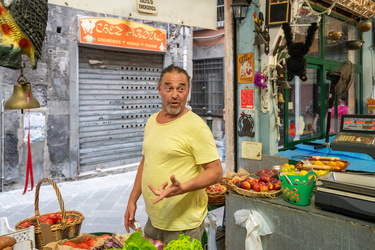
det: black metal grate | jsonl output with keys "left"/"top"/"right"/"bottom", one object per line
{"left": 191, "top": 58, "right": 224, "bottom": 116}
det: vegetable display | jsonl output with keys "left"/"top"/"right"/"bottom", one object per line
{"left": 164, "top": 234, "right": 203, "bottom": 250}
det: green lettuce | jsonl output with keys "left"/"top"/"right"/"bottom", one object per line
{"left": 164, "top": 234, "right": 203, "bottom": 250}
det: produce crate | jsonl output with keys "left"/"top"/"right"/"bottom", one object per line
{"left": 295, "top": 157, "right": 349, "bottom": 172}
{"left": 15, "top": 178, "right": 85, "bottom": 249}
{"left": 1, "top": 225, "right": 36, "bottom": 250}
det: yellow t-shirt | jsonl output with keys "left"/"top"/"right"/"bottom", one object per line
{"left": 141, "top": 110, "right": 220, "bottom": 231}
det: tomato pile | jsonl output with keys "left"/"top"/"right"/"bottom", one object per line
{"left": 62, "top": 234, "right": 111, "bottom": 249}
{"left": 18, "top": 212, "right": 75, "bottom": 228}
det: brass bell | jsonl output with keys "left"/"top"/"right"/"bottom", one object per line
{"left": 280, "top": 81, "right": 291, "bottom": 89}
{"left": 5, "top": 80, "right": 40, "bottom": 109}
{"left": 277, "top": 93, "right": 285, "bottom": 103}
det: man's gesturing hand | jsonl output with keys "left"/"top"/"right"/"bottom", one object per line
{"left": 148, "top": 175, "right": 184, "bottom": 204}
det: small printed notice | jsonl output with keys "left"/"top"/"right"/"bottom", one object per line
{"left": 137, "top": 0, "right": 157, "bottom": 14}
{"left": 24, "top": 112, "right": 45, "bottom": 142}
{"left": 238, "top": 53, "right": 254, "bottom": 83}
{"left": 240, "top": 88, "right": 254, "bottom": 109}
{"left": 241, "top": 141, "right": 262, "bottom": 160}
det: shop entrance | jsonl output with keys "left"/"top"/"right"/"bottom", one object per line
{"left": 78, "top": 46, "right": 163, "bottom": 172}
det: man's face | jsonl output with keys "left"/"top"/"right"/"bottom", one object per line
{"left": 158, "top": 71, "right": 190, "bottom": 115}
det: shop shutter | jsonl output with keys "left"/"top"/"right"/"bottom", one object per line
{"left": 78, "top": 46, "right": 163, "bottom": 172}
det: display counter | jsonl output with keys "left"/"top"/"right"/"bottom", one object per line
{"left": 225, "top": 191, "right": 375, "bottom": 250}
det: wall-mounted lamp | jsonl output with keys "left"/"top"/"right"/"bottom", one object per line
{"left": 231, "top": 0, "right": 252, "bottom": 23}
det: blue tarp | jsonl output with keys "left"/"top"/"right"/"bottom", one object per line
{"left": 279, "top": 137, "right": 375, "bottom": 172}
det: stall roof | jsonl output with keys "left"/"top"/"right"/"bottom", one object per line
{"left": 48, "top": 0, "right": 218, "bottom": 30}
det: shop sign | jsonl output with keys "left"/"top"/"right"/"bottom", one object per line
{"left": 79, "top": 17, "right": 166, "bottom": 52}
{"left": 238, "top": 53, "right": 254, "bottom": 83}
{"left": 137, "top": 0, "right": 157, "bottom": 14}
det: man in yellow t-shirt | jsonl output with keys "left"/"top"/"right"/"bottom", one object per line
{"left": 124, "top": 64, "right": 222, "bottom": 245}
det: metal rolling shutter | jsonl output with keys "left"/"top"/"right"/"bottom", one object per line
{"left": 78, "top": 46, "right": 163, "bottom": 172}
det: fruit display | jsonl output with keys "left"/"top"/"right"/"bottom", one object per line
{"left": 281, "top": 163, "right": 330, "bottom": 177}
{"left": 295, "top": 157, "right": 349, "bottom": 173}
{"left": 229, "top": 168, "right": 282, "bottom": 198}
{"left": 206, "top": 183, "right": 227, "bottom": 205}
{"left": 205, "top": 183, "right": 227, "bottom": 193}
{"left": 18, "top": 212, "right": 76, "bottom": 228}
{"left": 46, "top": 232, "right": 163, "bottom": 250}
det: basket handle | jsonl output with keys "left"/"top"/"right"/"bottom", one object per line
{"left": 34, "top": 178, "right": 67, "bottom": 228}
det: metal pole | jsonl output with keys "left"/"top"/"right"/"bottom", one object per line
{"left": 206, "top": 110, "right": 213, "bottom": 131}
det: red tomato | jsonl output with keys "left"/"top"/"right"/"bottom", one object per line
{"left": 66, "top": 217, "right": 75, "bottom": 222}
{"left": 55, "top": 213, "right": 63, "bottom": 223}
{"left": 98, "top": 234, "right": 110, "bottom": 238}
{"left": 48, "top": 213, "right": 59, "bottom": 223}
{"left": 42, "top": 219, "right": 55, "bottom": 225}
{"left": 38, "top": 215, "right": 48, "bottom": 223}
{"left": 83, "top": 236, "right": 91, "bottom": 244}
{"left": 62, "top": 241, "right": 78, "bottom": 247}
{"left": 19, "top": 221, "right": 35, "bottom": 228}
{"left": 77, "top": 242, "right": 90, "bottom": 249}
{"left": 87, "top": 239, "right": 97, "bottom": 247}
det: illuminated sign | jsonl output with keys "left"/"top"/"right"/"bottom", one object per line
{"left": 79, "top": 17, "right": 166, "bottom": 52}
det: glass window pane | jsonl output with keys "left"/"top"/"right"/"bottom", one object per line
{"left": 287, "top": 68, "right": 321, "bottom": 143}
{"left": 325, "top": 16, "right": 361, "bottom": 63}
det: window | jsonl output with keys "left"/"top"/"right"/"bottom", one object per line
{"left": 217, "top": 0, "right": 224, "bottom": 27}
{"left": 278, "top": 14, "right": 362, "bottom": 149}
{"left": 191, "top": 58, "right": 224, "bottom": 116}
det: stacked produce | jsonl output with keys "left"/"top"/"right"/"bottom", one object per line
{"left": 18, "top": 212, "right": 75, "bottom": 228}
{"left": 46, "top": 232, "right": 164, "bottom": 250}
{"left": 282, "top": 163, "right": 328, "bottom": 177}
{"left": 232, "top": 168, "right": 281, "bottom": 192}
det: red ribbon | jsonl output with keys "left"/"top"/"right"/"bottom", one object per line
{"left": 22, "top": 92, "right": 34, "bottom": 195}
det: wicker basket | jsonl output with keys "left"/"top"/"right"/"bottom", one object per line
{"left": 15, "top": 178, "right": 85, "bottom": 249}
{"left": 228, "top": 179, "right": 281, "bottom": 198}
{"left": 207, "top": 190, "right": 226, "bottom": 205}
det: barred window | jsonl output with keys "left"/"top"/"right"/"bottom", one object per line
{"left": 190, "top": 58, "right": 224, "bottom": 116}
{"left": 217, "top": 0, "right": 224, "bottom": 27}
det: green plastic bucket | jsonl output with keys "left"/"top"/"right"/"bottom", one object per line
{"left": 279, "top": 172, "right": 317, "bottom": 206}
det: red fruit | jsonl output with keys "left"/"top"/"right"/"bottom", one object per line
{"left": 77, "top": 242, "right": 90, "bottom": 249}
{"left": 260, "top": 174, "right": 271, "bottom": 183}
{"left": 259, "top": 183, "right": 269, "bottom": 192}
{"left": 241, "top": 181, "right": 251, "bottom": 190}
{"left": 63, "top": 242, "right": 79, "bottom": 247}
{"left": 249, "top": 178, "right": 259, "bottom": 186}
{"left": 273, "top": 183, "right": 281, "bottom": 190}
{"left": 269, "top": 178, "right": 278, "bottom": 184}
{"left": 264, "top": 169, "right": 272, "bottom": 174}
{"left": 67, "top": 217, "right": 75, "bottom": 222}
{"left": 255, "top": 170, "right": 265, "bottom": 176}
{"left": 267, "top": 182, "right": 274, "bottom": 190}
{"left": 38, "top": 215, "right": 48, "bottom": 223}
{"left": 252, "top": 182, "right": 261, "bottom": 192}
{"left": 19, "top": 221, "right": 35, "bottom": 228}
{"left": 244, "top": 177, "right": 252, "bottom": 183}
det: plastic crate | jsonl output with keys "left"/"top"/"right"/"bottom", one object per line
{"left": 1, "top": 218, "right": 36, "bottom": 249}
{"left": 0, "top": 217, "right": 15, "bottom": 235}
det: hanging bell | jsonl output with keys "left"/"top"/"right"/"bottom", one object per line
{"left": 277, "top": 93, "right": 285, "bottom": 103}
{"left": 253, "top": 33, "right": 267, "bottom": 46}
{"left": 280, "top": 80, "right": 291, "bottom": 89}
{"left": 4, "top": 80, "right": 40, "bottom": 109}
